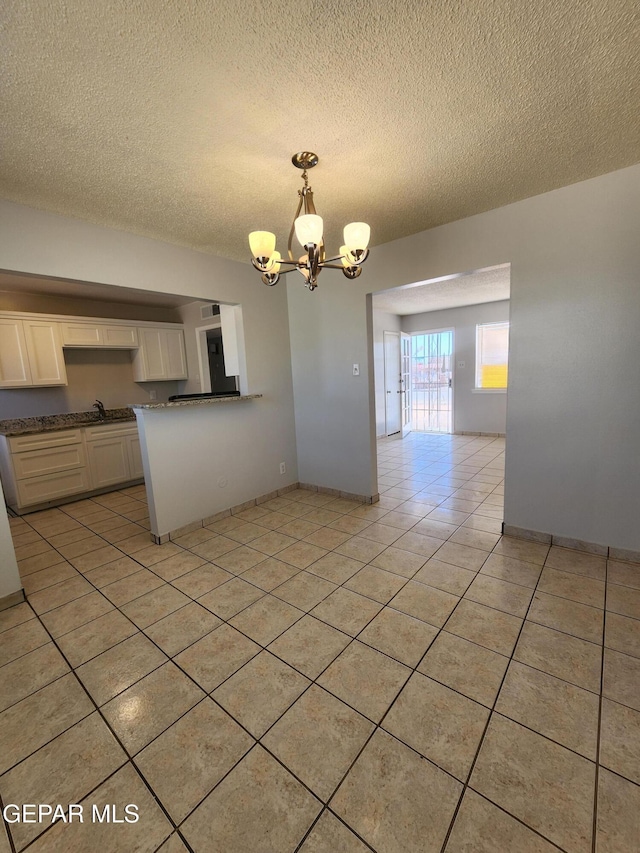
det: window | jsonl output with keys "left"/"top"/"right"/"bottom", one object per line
{"left": 476, "top": 321, "right": 509, "bottom": 389}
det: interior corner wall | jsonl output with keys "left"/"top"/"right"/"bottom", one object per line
{"left": 400, "top": 300, "right": 510, "bottom": 435}
{"left": 372, "top": 309, "right": 402, "bottom": 436}
{"left": 287, "top": 164, "right": 640, "bottom": 551}
{"left": 0, "top": 478, "right": 21, "bottom": 601}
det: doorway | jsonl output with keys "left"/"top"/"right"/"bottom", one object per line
{"left": 383, "top": 331, "right": 401, "bottom": 435}
{"left": 206, "top": 328, "right": 238, "bottom": 394}
{"left": 401, "top": 332, "right": 412, "bottom": 437}
{"left": 410, "top": 329, "right": 454, "bottom": 433}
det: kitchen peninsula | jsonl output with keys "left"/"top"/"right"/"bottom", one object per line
{"left": 132, "top": 394, "right": 269, "bottom": 541}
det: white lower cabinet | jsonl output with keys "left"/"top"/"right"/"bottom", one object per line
{"left": 126, "top": 434, "right": 144, "bottom": 479}
{"left": 86, "top": 435, "right": 131, "bottom": 488}
{"left": 0, "top": 422, "right": 144, "bottom": 513}
{"left": 85, "top": 423, "right": 143, "bottom": 489}
{"left": 16, "top": 468, "right": 92, "bottom": 507}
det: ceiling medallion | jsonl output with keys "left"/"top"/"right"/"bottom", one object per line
{"left": 248, "top": 152, "right": 371, "bottom": 292}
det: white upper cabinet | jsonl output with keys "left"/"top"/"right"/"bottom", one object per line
{"left": 103, "top": 325, "right": 139, "bottom": 348}
{"left": 22, "top": 321, "right": 67, "bottom": 385}
{"left": 0, "top": 318, "right": 67, "bottom": 388}
{"left": 0, "top": 318, "right": 32, "bottom": 387}
{"left": 0, "top": 312, "right": 187, "bottom": 388}
{"left": 61, "top": 322, "right": 139, "bottom": 348}
{"left": 132, "top": 327, "right": 188, "bottom": 381}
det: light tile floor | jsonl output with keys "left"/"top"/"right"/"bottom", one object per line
{"left": 1, "top": 432, "right": 639, "bottom": 852}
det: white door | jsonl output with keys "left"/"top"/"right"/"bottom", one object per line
{"left": 383, "top": 331, "right": 401, "bottom": 435}
{"left": 410, "top": 329, "right": 454, "bottom": 433}
{"left": 401, "top": 332, "right": 412, "bottom": 437}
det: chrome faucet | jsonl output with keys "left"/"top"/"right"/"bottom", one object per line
{"left": 93, "top": 400, "right": 106, "bottom": 420}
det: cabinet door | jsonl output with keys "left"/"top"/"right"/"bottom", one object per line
{"left": 126, "top": 433, "right": 145, "bottom": 479}
{"left": 16, "top": 468, "right": 91, "bottom": 507}
{"left": 13, "top": 444, "right": 87, "bottom": 480}
{"left": 164, "top": 329, "right": 188, "bottom": 379}
{"left": 102, "top": 325, "right": 138, "bottom": 348}
{"left": 0, "top": 319, "right": 32, "bottom": 387}
{"left": 22, "top": 321, "right": 67, "bottom": 386}
{"left": 132, "top": 327, "right": 188, "bottom": 381}
{"left": 133, "top": 328, "right": 166, "bottom": 380}
{"left": 60, "top": 323, "right": 104, "bottom": 346}
{"left": 86, "top": 436, "right": 130, "bottom": 488}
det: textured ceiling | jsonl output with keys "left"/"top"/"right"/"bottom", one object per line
{"left": 1, "top": 0, "right": 639, "bottom": 264}
{"left": 373, "top": 266, "right": 510, "bottom": 315}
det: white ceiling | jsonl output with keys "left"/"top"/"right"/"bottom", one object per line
{"left": 373, "top": 266, "right": 510, "bottom": 315}
{"left": 1, "top": 1, "right": 639, "bottom": 266}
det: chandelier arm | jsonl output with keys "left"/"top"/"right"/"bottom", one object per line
{"left": 275, "top": 265, "right": 303, "bottom": 276}
{"left": 319, "top": 263, "right": 348, "bottom": 270}
{"left": 287, "top": 192, "right": 305, "bottom": 262}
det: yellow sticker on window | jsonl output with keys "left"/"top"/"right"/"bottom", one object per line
{"left": 481, "top": 364, "right": 508, "bottom": 388}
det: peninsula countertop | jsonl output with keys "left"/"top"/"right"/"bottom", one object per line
{"left": 131, "top": 394, "right": 262, "bottom": 410}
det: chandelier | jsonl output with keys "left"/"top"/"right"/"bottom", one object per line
{"left": 248, "top": 152, "right": 371, "bottom": 291}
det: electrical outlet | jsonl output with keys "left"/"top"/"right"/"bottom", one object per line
{"left": 279, "top": 462, "right": 286, "bottom": 475}
{"left": 457, "top": 361, "right": 466, "bottom": 369}
{"left": 353, "top": 364, "right": 360, "bottom": 376}
{"left": 149, "top": 389, "right": 157, "bottom": 400}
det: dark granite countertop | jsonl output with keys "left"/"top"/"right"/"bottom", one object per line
{"left": 0, "top": 408, "right": 137, "bottom": 437}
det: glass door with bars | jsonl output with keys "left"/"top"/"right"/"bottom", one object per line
{"left": 411, "top": 329, "right": 454, "bottom": 433}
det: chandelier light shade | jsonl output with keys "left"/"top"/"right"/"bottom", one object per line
{"left": 248, "top": 230, "right": 276, "bottom": 261}
{"left": 249, "top": 152, "right": 371, "bottom": 291}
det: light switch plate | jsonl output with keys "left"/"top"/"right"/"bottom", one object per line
{"left": 353, "top": 364, "right": 360, "bottom": 376}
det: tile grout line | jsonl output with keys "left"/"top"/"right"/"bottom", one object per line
{"left": 591, "top": 558, "right": 608, "bottom": 853}
{"left": 0, "top": 792, "right": 18, "bottom": 853}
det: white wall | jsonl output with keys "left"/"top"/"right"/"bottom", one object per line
{"left": 372, "top": 310, "right": 402, "bottom": 436}
{"left": 401, "top": 300, "right": 510, "bottom": 435}
{"left": 288, "top": 164, "right": 640, "bottom": 551}
{"left": 0, "top": 199, "right": 299, "bottom": 560}
{"left": 0, "top": 478, "right": 21, "bottom": 602}
{"left": 136, "top": 400, "right": 296, "bottom": 537}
